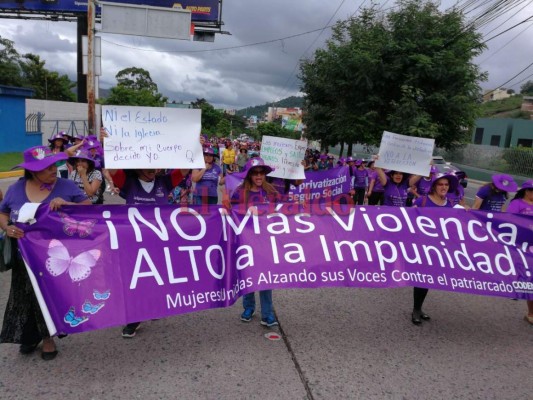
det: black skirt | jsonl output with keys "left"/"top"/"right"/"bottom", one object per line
{"left": 0, "top": 251, "right": 50, "bottom": 345}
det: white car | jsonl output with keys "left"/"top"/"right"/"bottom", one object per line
{"left": 432, "top": 156, "right": 468, "bottom": 188}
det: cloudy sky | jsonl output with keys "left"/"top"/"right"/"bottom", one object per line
{"left": 1, "top": 0, "right": 532, "bottom": 110}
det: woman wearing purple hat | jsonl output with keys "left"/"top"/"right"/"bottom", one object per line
{"left": 68, "top": 149, "right": 104, "bottom": 204}
{"left": 472, "top": 174, "right": 518, "bottom": 212}
{"left": 230, "top": 157, "right": 280, "bottom": 327}
{"left": 351, "top": 160, "right": 369, "bottom": 205}
{"left": 0, "top": 146, "right": 90, "bottom": 360}
{"left": 366, "top": 161, "right": 384, "bottom": 205}
{"left": 410, "top": 174, "right": 459, "bottom": 325}
{"left": 48, "top": 132, "right": 71, "bottom": 179}
{"left": 375, "top": 165, "right": 421, "bottom": 207}
{"left": 191, "top": 147, "right": 224, "bottom": 205}
{"left": 506, "top": 180, "right": 533, "bottom": 325}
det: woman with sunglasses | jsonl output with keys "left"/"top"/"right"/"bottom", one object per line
{"left": 230, "top": 158, "right": 280, "bottom": 327}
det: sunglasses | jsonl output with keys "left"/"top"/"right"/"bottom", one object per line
{"left": 250, "top": 169, "right": 266, "bottom": 176}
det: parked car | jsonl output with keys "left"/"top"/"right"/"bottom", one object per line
{"left": 432, "top": 156, "right": 468, "bottom": 188}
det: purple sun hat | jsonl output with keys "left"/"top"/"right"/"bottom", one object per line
{"left": 520, "top": 180, "right": 533, "bottom": 190}
{"left": 48, "top": 132, "right": 69, "bottom": 144}
{"left": 432, "top": 173, "right": 458, "bottom": 194}
{"left": 203, "top": 146, "right": 218, "bottom": 157}
{"left": 346, "top": 157, "right": 354, "bottom": 163}
{"left": 68, "top": 149, "right": 96, "bottom": 167}
{"left": 492, "top": 174, "right": 518, "bottom": 192}
{"left": 242, "top": 157, "right": 274, "bottom": 177}
{"left": 13, "top": 146, "right": 68, "bottom": 172}
{"left": 355, "top": 159, "right": 363, "bottom": 166}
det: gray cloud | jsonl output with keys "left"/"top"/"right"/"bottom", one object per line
{"left": 1, "top": 1, "right": 532, "bottom": 108}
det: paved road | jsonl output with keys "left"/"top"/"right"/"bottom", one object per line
{"left": 0, "top": 177, "right": 531, "bottom": 400}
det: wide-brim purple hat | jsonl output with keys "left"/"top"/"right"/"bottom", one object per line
{"left": 520, "top": 180, "right": 533, "bottom": 190}
{"left": 492, "top": 174, "right": 518, "bottom": 192}
{"left": 68, "top": 149, "right": 96, "bottom": 166}
{"left": 432, "top": 174, "right": 458, "bottom": 194}
{"left": 355, "top": 159, "right": 363, "bottom": 166}
{"left": 83, "top": 139, "right": 101, "bottom": 151}
{"left": 346, "top": 157, "right": 354, "bottom": 163}
{"left": 243, "top": 157, "right": 274, "bottom": 177}
{"left": 13, "top": 146, "right": 68, "bottom": 172}
{"left": 48, "top": 132, "right": 69, "bottom": 143}
{"left": 386, "top": 170, "right": 410, "bottom": 181}
{"left": 203, "top": 146, "right": 219, "bottom": 157}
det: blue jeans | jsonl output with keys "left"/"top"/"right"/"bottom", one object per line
{"left": 243, "top": 290, "right": 273, "bottom": 319}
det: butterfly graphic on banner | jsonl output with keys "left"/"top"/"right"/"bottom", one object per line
{"left": 57, "top": 211, "right": 97, "bottom": 238}
{"left": 46, "top": 239, "right": 101, "bottom": 282}
{"left": 64, "top": 307, "right": 89, "bottom": 327}
{"left": 93, "top": 290, "right": 111, "bottom": 300}
{"left": 82, "top": 300, "right": 105, "bottom": 314}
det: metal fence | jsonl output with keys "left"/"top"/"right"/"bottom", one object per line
{"left": 436, "top": 144, "right": 533, "bottom": 178}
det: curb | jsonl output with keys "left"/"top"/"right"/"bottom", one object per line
{"left": 0, "top": 170, "right": 23, "bottom": 179}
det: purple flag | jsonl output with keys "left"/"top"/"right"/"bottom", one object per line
{"left": 16, "top": 203, "right": 533, "bottom": 336}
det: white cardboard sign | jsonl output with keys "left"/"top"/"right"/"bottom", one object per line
{"left": 375, "top": 131, "right": 434, "bottom": 176}
{"left": 102, "top": 105, "right": 204, "bottom": 169}
{"left": 260, "top": 135, "right": 307, "bottom": 179}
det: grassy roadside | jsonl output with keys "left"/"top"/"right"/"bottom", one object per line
{"left": 0, "top": 153, "right": 23, "bottom": 172}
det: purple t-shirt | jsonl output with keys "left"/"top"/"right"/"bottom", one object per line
{"left": 446, "top": 185, "right": 465, "bottom": 207}
{"left": 413, "top": 195, "right": 452, "bottom": 208}
{"left": 368, "top": 170, "right": 384, "bottom": 192}
{"left": 231, "top": 187, "right": 279, "bottom": 206}
{"left": 416, "top": 177, "right": 433, "bottom": 196}
{"left": 121, "top": 174, "right": 173, "bottom": 205}
{"left": 194, "top": 164, "right": 222, "bottom": 198}
{"left": 0, "top": 178, "right": 88, "bottom": 222}
{"left": 475, "top": 185, "right": 506, "bottom": 211}
{"left": 506, "top": 199, "right": 533, "bottom": 215}
{"left": 353, "top": 168, "right": 369, "bottom": 189}
{"left": 383, "top": 178, "right": 410, "bottom": 207}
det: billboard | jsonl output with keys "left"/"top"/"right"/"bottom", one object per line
{"left": 0, "top": 0, "right": 220, "bottom": 23}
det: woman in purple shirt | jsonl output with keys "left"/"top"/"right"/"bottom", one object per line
{"left": 472, "top": 174, "right": 517, "bottom": 212}
{"left": 0, "top": 146, "right": 90, "bottom": 360}
{"left": 192, "top": 147, "right": 224, "bottom": 205}
{"left": 506, "top": 180, "right": 533, "bottom": 325}
{"left": 375, "top": 168, "right": 421, "bottom": 207}
{"left": 230, "top": 158, "right": 280, "bottom": 327}
{"left": 351, "top": 160, "right": 369, "bottom": 205}
{"left": 411, "top": 174, "right": 458, "bottom": 325}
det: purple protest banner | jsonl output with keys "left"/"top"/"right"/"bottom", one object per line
{"left": 16, "top": 203, "right": 533, "bottom": 336}
{"left": 225, "top": 167, "right": 352, "bottom": 200}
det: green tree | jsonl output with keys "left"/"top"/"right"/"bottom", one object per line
{"left": 20, "top": 54, "right": 75, "bottom": 101}
{"left": 0, "top": 36, "right": 25, "bottom": 87}
{"left": 520, "top": 80, "right": 533, "bottom": 95}
{"left": 257, "top": 122, "right": 300, "bottom": 139}
{"left": 191, "top": 98, "right": 223, "bottom": 135}
{"left": 104, "top": 67, "right": 168, "bottom": 106}
{"left": 300, "top": 1, "right": 486, "bottom": 150}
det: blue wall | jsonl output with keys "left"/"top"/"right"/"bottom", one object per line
{"left": 0, "top": 85, "right": 41, "bottom": 152}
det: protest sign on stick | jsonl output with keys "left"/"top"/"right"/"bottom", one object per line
{"left": 102, "top": 105, "right": 204, "bottom": 169}
{"left": 260, "top": 135, "right": 307, "bottom": 179}
{"left": 375, "top": 131, "right": 434, "bottom": 176}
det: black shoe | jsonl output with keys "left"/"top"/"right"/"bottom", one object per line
{"left": 411, "top": 310, "right": 422, "bottom": 325}
{"left": 19, "top": 342, "right": 39, "bottom": 354}
{"left": 41, "top": 350, "right": 58, "bottom": 361}
{"left": 420, "top": 312, "right": 431, "bottom": 321}
{"left": 122, "top": 322, "right": 141, "bottom": 338}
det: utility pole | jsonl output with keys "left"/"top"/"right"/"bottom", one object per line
{"left": 87, "top": 0, "right": 96, "bottom": 136}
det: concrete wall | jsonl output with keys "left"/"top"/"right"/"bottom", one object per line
{"left": 26, "top": 99, "right": 101, "bottom": 145}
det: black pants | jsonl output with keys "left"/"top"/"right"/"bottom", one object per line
{"left": 413, "top": 287, "right": 429, "bottom": 311}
